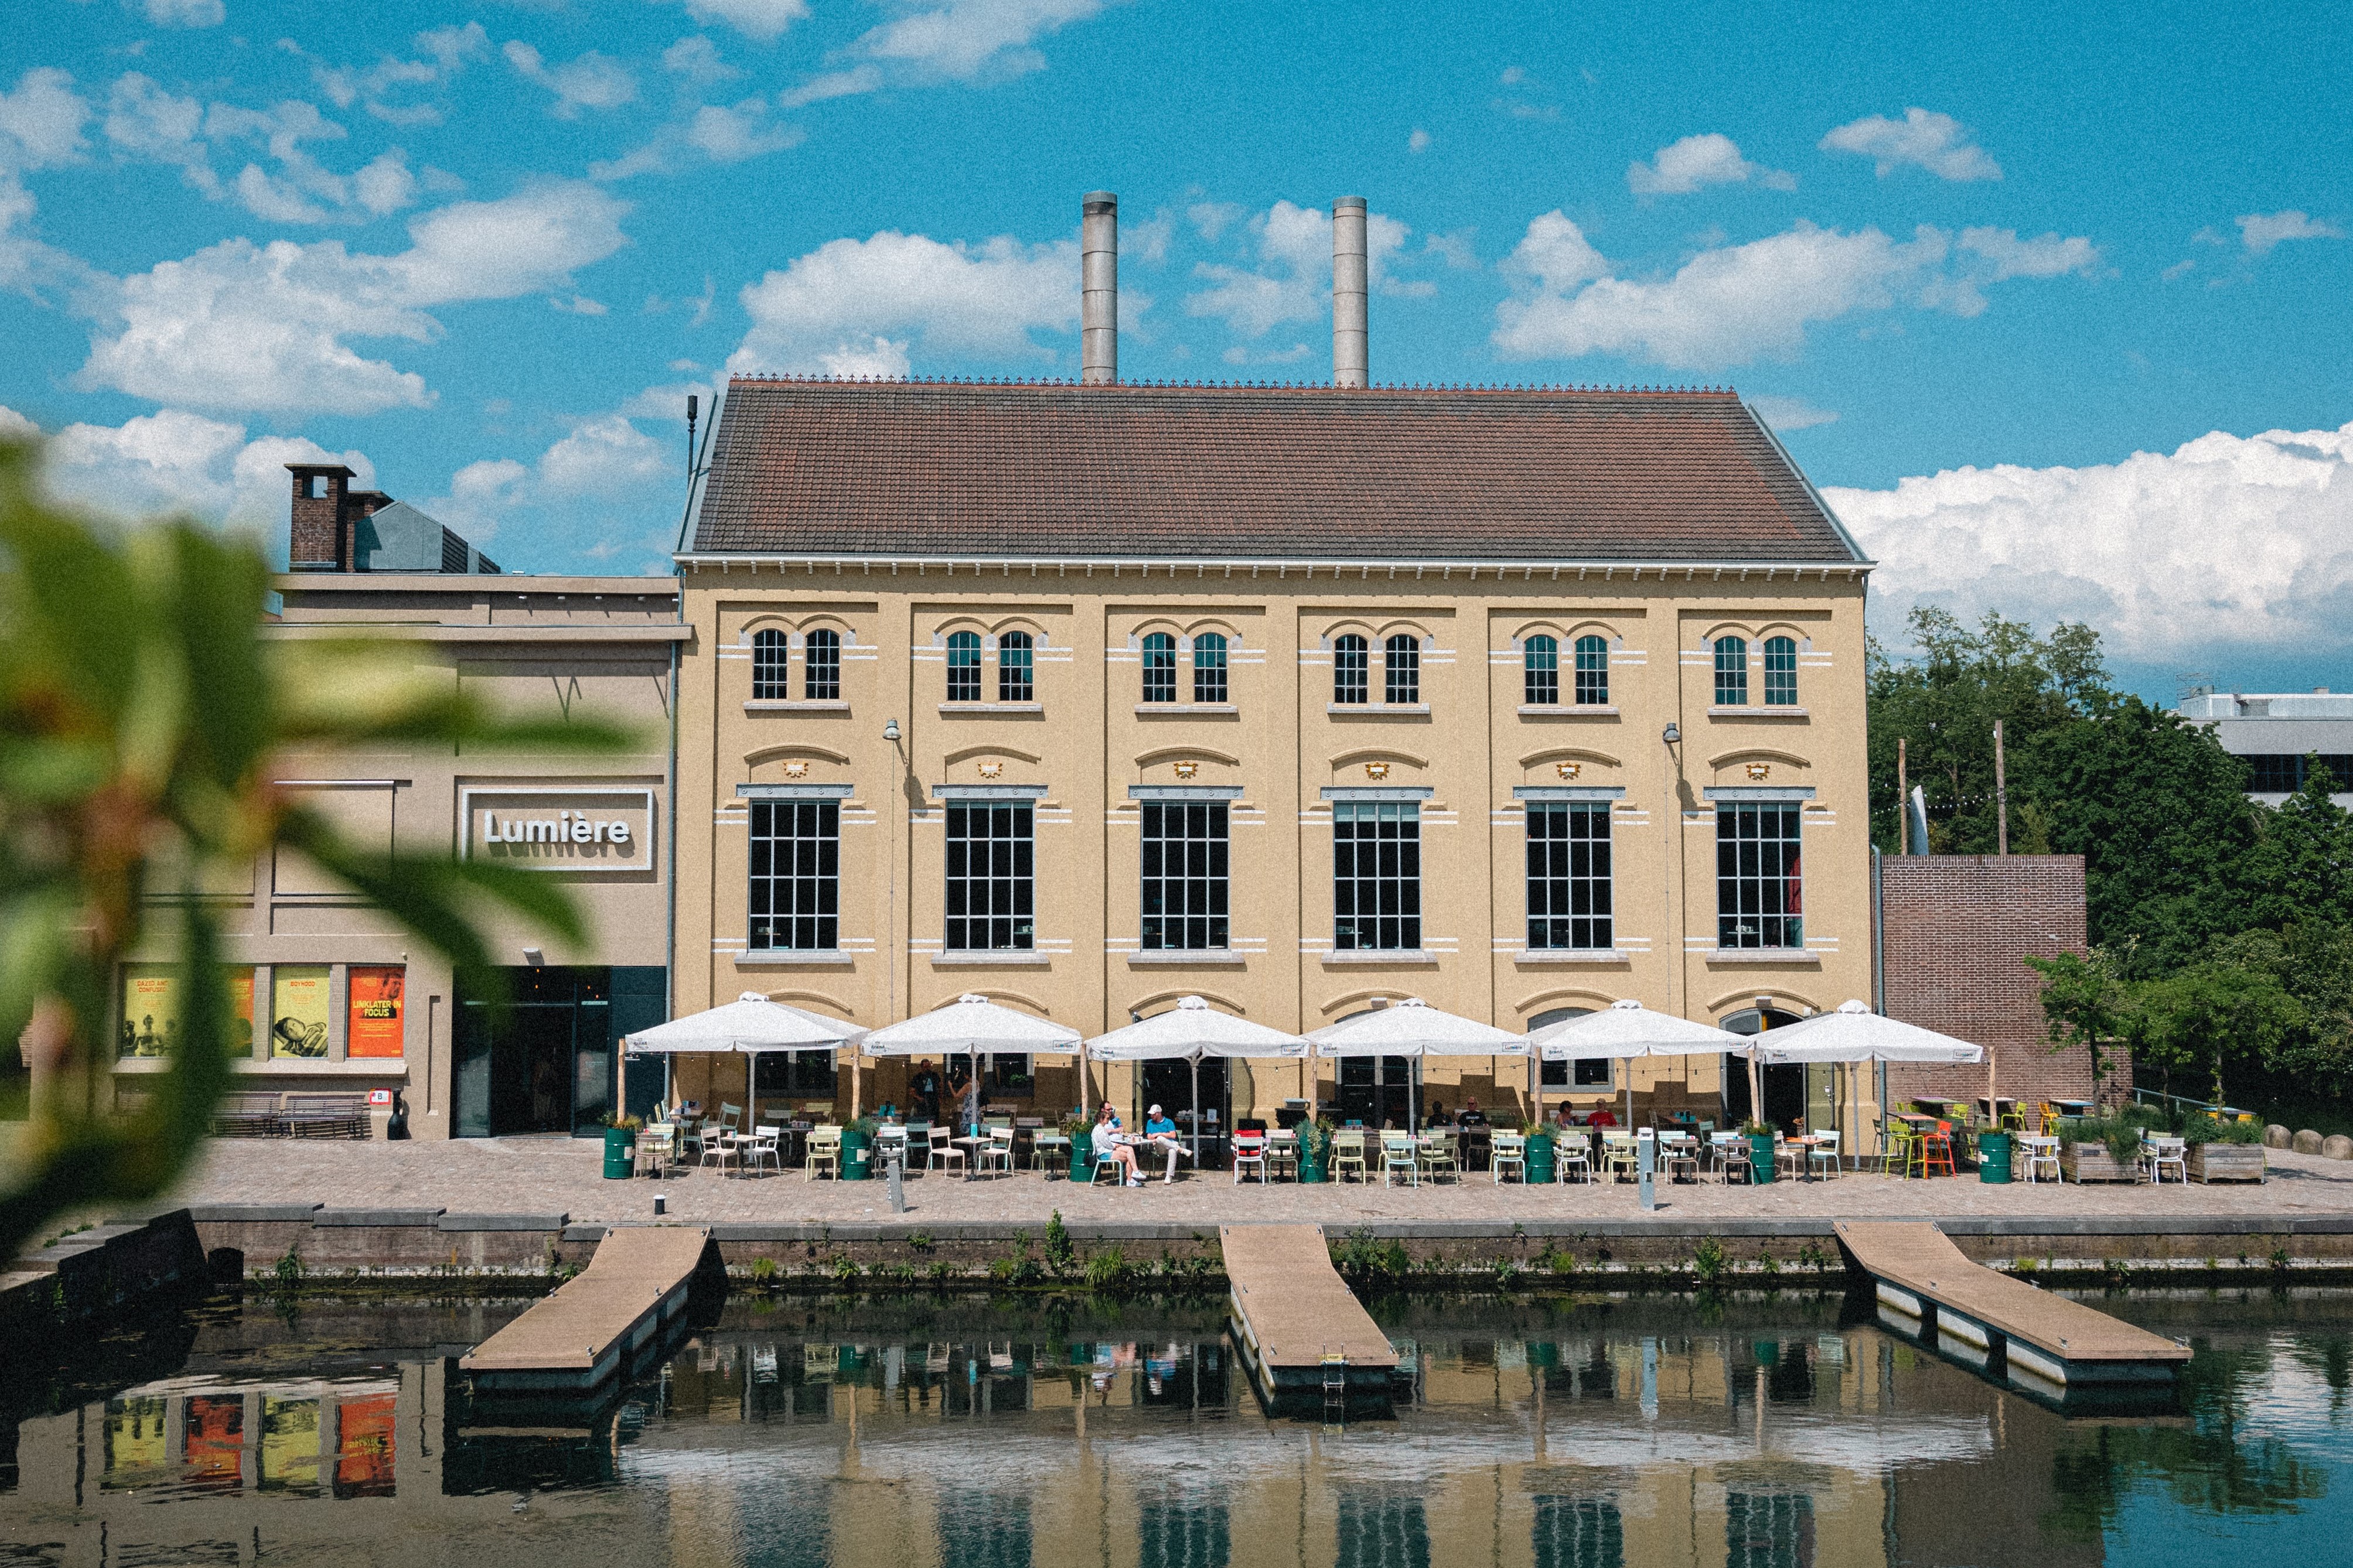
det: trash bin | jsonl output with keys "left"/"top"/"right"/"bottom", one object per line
{"left": 841, "top": 1126, "right": 872, "bottom": 1181}
{"left": 1748, "top": 1130, "right": 1776, "bottom": 1184}
{"left": 1977, "top": 1130, "right": 2013, "bottom": 1184}
{"left": 1527, "top": 1135, "right": 1557, "bottom": 1184}
{"left": 1299, "top": 1142, "right": 1327, "bottom": 1183}
{"left": 1069, "top": 1139, "right": 1095, "bottom": 1182}
{"left": 602, "top": 1125, "right": 634, "bottom": 1179}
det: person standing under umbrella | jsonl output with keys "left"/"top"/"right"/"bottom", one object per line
{"left": 910, "top": 1058, "right": 942, "bottom": 1124}
{"left": 950, "top": 1057, "right": 981, "bottom": 1135}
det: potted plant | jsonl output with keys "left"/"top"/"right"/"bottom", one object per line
{"left": 1524, "top": 1121, "right": 1557, "bottom": 1185}
{"left": 2184, "top": 1114, "right": 2267, "bottom": 1183}
{"left": 2056, "top": 1114, "right": 2143, "bottom": 1183}
{"left": 1742, "top": 1120, "right": 1776, "bottom": 1185}
{"left": 601, "top": 1113, "right": 642, "bottom": 1180}
{"left": 1063, "top": 1112, "right": 1095, "bottom": 1181}
{"left": 1298, "top": 1118, "right": 1332, "bottom": 1183}
{"left": 840, "top": 1113, "right": 878, "bottom": 1181}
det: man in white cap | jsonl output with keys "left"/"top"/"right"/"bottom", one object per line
{"left": 1142, "top": 1104, "right": 1182, "bottom": 1183}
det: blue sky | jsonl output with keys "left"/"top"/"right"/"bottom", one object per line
{"left": 1, "top": 0, "right": 2347, "bottom": 699}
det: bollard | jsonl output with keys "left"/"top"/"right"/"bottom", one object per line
{"left": 653, "top": 1194, "right": 667, "bottom": 1217}
{"left": 1638, "top": 1129, "right": 1656, "bottom": 1211}
{"left": 886, "top": 1147, "right": 906, "bottom": 1213}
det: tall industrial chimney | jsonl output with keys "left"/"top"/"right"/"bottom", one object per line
{"left": 1332, "top": 196, "right": 1368, "bottom": 389}
{"left": 1081, "top": 191, "right": 1118, "bottom": 385}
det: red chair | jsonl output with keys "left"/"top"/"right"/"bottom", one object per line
{"left": 1232, "top": 1130, "right": 1268, "bottom": 1184}
{"left": 1916, "top": 1119, "right": 1957, "bottom": 1178}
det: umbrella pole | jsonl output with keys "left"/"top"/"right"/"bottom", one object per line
{"left": 1622, "top": 1059, "right": 1632, "bottom": 1131}
{"left": 1191, "top": 1055, "right": 1201, "bottom": 1167}
{"left": 849, "top": 1046, "right": 861, "bottom": 1121}
{"left": 1747, "top": 1051, "right": 1764, "bottom": 1131}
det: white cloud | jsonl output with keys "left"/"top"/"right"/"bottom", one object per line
{"left": 104, "top": 73, "right": 213, "bottom": 192}
{"left": 1407, "top": 127, "right": 1430, "bottom": 154}
{"left": 1748, "top": 395, "right": 1837, "bottom": 431}
{"left": 1492, "top": 214, "right": 2089, "bottom": 370}
{"left": 686, "top": 97, "right": 803, "bottom": 160}
{"left": 1820, "top": 107, "right": 2000, "bottom": 182}
{"left": 1186, "top": 200, "right": 1420, "bottom": 338}
{"left": 540, "top": 412, "right": 670, "bottom": 495}
{"left": 100, "top": 76, "right": 422, "bottom": 224}
{"left": 79, "top": 182, "right": 630, "bottom": 413}
{"left": 1956, "top": 226, "right": 2100, "bottom": 280}
{"left": 138, "top": 0, "right": 225, "bottom": 29}
{"left": 1833, "top": 422, "right": 2353, "bottom": 664}
{"left": 782, "top": 0, "right": 1108, "bottom": 103}
{"left": 1627, "top": 133, "right": 1794, "bottom": 196}
{"left": 1187, "top": 201, "right": 1243, "bottom": 241}
{"left": 731, "top": 227, "right": 1077, "bottom": 375}
{"left": 0, "top": 69, "right": 91, "bottom": 169}
{"left": 14, "top": 403, "right": 372, "bottom": 533}
{"left": 503, "top": 42, "right": 639, "bottom": 118}
{"left": 680, "top": 0, "right": 809, "bottom": 42}
{"left": 662, "top": 36, "right": 740, "bottom": 84}
{"left": 2238, "top": 210, "right": 2343, "bottom": 256}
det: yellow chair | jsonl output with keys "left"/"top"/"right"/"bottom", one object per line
{"left": 804, "top": 1125, "right": 842, "bottom": 1180}
{"left": 1331, "top": 1129, "right": 1369, "bottom": 1184}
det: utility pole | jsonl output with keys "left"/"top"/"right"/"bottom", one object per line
{"left": 1994, "top": 720, "right": 2009, "bottom": 855}
{"left": 1897, "top": 737, "right": 1909, "bottom": 856}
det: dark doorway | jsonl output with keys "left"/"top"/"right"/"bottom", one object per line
{"left": 1336, "top": 1055, "right": 1415, "bottom": 1129}
{"left": 455, "top": 966, "right": 663, "bottom": 1137}
{"left": 1719, "top": 1006, "right": 1806, "bottom": 1132}
{"left": 1141, "top": 1057, "right": 1228, "bottom": 1158}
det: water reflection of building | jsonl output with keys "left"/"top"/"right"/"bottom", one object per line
{"left": 2, "top": 1304, "right": 2121, "bottom": 1568}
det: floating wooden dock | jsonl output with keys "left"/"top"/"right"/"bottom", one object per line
{"left": 1220, "top": 1224, "right": 1399, "bottom": 1397}
{"left": 460, "top": 1225, "right": 712, "bottom": 1393}
{"left": 1836, "top": 1220, "right": 2189, "bottom": 1393}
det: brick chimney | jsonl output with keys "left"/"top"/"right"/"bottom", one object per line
{"left": 287, "top": 463, "right": 354, "bottom": 571}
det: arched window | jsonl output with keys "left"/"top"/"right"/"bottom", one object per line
{"left": 751, "top": 628, "right": 789, "bottom": 699}
{"left": 1384, "top": 633, "right": 1420, "bottom": 705}
{"left": 1530, "top": 1006, "right": 1611, "bottom": 1089}
{"left": 804, "top": 628, "right": 841, "bottom": 701}
{"left": 1574, "top": 635, "right": 1609, "bottom": 706}
{"left": 1141, "top": 632, "right": 1177, "bottom": 703}
{"left": 998, "top": 630, "right": 1034, "bottom": 702}
{"left": 1193, "top": 631, "right": 1228, "bottom": 703}
{"left": 1523, "top": 634, "right": 1559, "bottom": 705}
{"left": 1714, "top": 636, "right": 1748, "bottom": 706}
{"left": 1333, "top": 634, "right": 1369, "bottom": 705}
{"left": 946, "top": 630, "right": 981, "bottom": 702}
{"left": 1764, "top": 636, "right": 1798, "bottom": 706}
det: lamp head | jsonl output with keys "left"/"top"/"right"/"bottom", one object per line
{"left": 883, "top": 718, "right": 901, "bottom": 742}
{"left": 1662, "top": 721, "right": 1681, "bottom": 746}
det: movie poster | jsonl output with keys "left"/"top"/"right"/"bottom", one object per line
{"left": 120, "top": 966, "right": 255, "bottom": 1058}
{"left": 346, "top": 966, "right": 405, "bottom": 1059}
{"left": 271, "top": 966, "right": 331, "bottom": 1058}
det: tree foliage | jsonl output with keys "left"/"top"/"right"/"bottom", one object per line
{"left": 0, "top": 440, "right": 630, "bottom": 1259}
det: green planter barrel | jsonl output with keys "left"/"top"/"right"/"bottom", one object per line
{"left": 1299, "top": 1146, "right": 1327, "bottom": 1183}
{"left": 1526, "top": 1135, "right": 1558, "bottom": 1184}
{"left": 1747, "top": 1131, "right": 1776, "bottom": 1185}
{"left": 1069, "top": 1140, "right": 1095, "bottom": 1181}
{"left": 1977, "top": 1130, "right": 2013, "bottom": 1184}
{"left": 841, "top": 1126, "right": 872, "bottom": 1181}
{"left": 602, "top": 1126, "right": 635, "bottom": 1180}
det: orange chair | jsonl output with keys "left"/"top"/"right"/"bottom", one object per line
{"left": 1913, "top": 1119, "right": 1957, "bottom": 1178}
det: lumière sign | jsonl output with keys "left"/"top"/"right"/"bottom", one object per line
{"left": 460, "top": 787, "right": 655, "bottom": 870}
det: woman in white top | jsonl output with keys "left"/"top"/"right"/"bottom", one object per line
{"left": 1093, "top": 1104, "right": 1142, "bottom": 1186}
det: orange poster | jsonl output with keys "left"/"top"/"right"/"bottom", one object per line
{"left": 333, "top": 1392, "right": 397, "bottom": 1498}
{"left": 347, "top": 966, "right": 405, "bottom": 1059}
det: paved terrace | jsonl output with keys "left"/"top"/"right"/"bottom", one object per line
{"left": 164, "top": 1136, "right": 2353, "bottom": 1226}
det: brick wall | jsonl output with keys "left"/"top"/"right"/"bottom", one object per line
{"left": 287, "top": 464, "right": 352, "bottom": 569}
{"left": 1877, "top": 855, "right": 2123, "bottom": 1109}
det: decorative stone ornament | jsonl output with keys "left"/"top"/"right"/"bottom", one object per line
{"left": 782, "top": 760, "right": 810, "bottom": 780}
{"left": 1745, "top": 761, "right": 1771, "bottom": 781}
{"left": 1174, "top": 759, "right": 1199, "bottom": 780}
{"left": 1365, "top": 761, "right": 1391, "bottom": 781}
{"left": 978, "top": 760, "right": 1004, "bottom": 779}
{"left": 1554, "top": 761, "right": 1582, "bottom": 781}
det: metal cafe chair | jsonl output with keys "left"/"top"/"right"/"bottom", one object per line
{"left": 1232, "top": 1130, "right": 1270, "bottom": 1184}
{"left": 2019, "top": 1133, "right": 2062, "bottom": 1183}
{"left": 1331, "top": 1129, "right": 1369, "bottom": 1184}
{"left": 744, "top": 1126, "right": 783, "bottom": 1178}
{"left": 1490, "top": 1130, "right": 1527, "bottom": 1184}
{"left": 1555, "top": 1132, "right": 1594, "bottom": 1184}
{"left": 930, "top": 1125, "right": 968, "bottom": 1178}
{"left": 1380, "top": 1133, "right": 1419, "bottom": 1187}
{"left": 979, "top": 1127, "right": 1017, "bottom": 1178}
{"left": 803, "top": 1126, "right": 841, "bottom": 1180}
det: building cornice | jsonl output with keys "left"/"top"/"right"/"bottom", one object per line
{"left": 674, "top": 554, "right": 1873, "bottom": 582}
{"left": 261, "top": 624, "right": 693, "bottom": 644}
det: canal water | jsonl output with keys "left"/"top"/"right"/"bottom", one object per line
{"left": 4, "top": 1287, "right": 2349, "bottom": 1566}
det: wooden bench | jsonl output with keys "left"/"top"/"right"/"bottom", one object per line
{"left": 281, "top": 1092, "right": 370, "bottom": 1139}
{"left": 210, "top": 1091, "right": 285, "bottom": 1137}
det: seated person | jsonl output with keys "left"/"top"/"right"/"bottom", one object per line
{"left": 1093, "top": 1104, "right": 1142, "bottom": 1186}
{"left": 1142, "top": 1104, "right": 1181, "bottom": 1181}
{"left": 1457, "top": 1096, "right": 1488, "bottom": 1128}
{"left": 1424, "top": 1100, "right": 1445, "bottom": 1129}
{"left": 1586, "top": 1106, "right": 1618, "bottom": 1128}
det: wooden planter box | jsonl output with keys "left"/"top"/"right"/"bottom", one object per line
{"left": 2060, "top": 1142, "right": 2141, "bottom": 1183}
{"left": 2188, "top": 1142, "right": 2267, "bottom": 1184}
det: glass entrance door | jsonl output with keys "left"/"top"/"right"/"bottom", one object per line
{"left": 453, "top": 966, "right": 623, "bottom": 1137}
{"left": 1336, "top": 1055, "right": 1414, "bottom": 1129}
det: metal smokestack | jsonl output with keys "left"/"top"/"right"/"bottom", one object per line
{"left": 1081, "top": 191, "right": 1118, "bottom": 385}
{"left": 1332, "top": 196, "right": 1368, "bottom": 389}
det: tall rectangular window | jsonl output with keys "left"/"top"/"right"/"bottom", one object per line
{"left": 1533, "top": 1496, "right": 1625, "bottom": 1568}
{"left": 1717, "top": 802, "right": 1802, "bottom": 949}
{"left": 1714, "top": 637, "right": 1749, "bottom": 705}
{"left": 749, "top": 799, "right": 839, "bottom": 951}
{"left": 752, "top": 628, "right": 789, "bottom": 699}
{"left": 1526, "top": 803, "right": 1612, "bottom": 950}
{"left": 1141, "top": 633, "right": 1177, "bottom": 703}
{"left": 1384, "top": 634, "right": 1420, "bottom": 704}
{"left": 998, "top": 631, "right": 1034, "bottom": 702}
{"left": 1574, "top": 636, "right": 1610, "bottom": 705}
{"left": 1334, "top": 636, "right": 1369, "bottom": 704}
{"left": 1334, "top": 800, "right": 1420, "bottom": 951}
{"left": 1142, "top": 801, "right": 1229, "bottom": 950}
{"left": 947, "top": 631, "right": 982, "bottom": 702}
{"left": 1725, "top": 1492, "right": 1813, "bottom": 1568}
{"left": 1523, "top": 636, "right": 1559, "bottom": 705}
{"left": 1337, "top": 1491, "right": 1430, "bottom": 1568}
{"left": 1762, "top": 635, "right": 1798, "bottom": 706}
{"left": 805, "top": 628, "right": 841, "bottom": 700}
{"left": 946, "top": 801, "right": 1034, "bottom": 951}
{"left": 1193, "top": 633, "right": 1228, "bottom": 703}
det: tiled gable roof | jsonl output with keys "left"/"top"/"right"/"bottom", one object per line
{"left": 687, "top": 378, "right": 1864, "bottom": 565}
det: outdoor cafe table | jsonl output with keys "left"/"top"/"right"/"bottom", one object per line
{"left": 952, "top": 1134, "right": 991, "bottom": 1180}
{"left": 2048, "top": 1098, "right": 2096, "bottom": 1119}
{"left": 1032, "top": 1131, "right": 1070, "bottom": 1173}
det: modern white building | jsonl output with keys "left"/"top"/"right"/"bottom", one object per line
{"left": 2175, "top": 686, "right": 2353, "bottom": 804}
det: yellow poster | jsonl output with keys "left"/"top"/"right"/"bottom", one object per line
{"left": 258, "top": 1397, "right": 320, "bottom": 1495}
{"left": 118, "top": 966, "right": 179, "bottom": 1058}
{"left": 228, "top": 968, "right": 254, "bottom": 1058}
{"left": 347, "top": 966, "right": 405, "bottom": 1059}
{"left": 271, "top": 965, "right": 331, "bottom": 1058}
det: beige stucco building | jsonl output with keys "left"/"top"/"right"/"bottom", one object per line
{"left": 669, "top": 375, "right": 1875, "bottom": 1137}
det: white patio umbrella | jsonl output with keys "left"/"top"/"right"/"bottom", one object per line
{"left": 1085, "top": 995, "right": 1308, "bottom": 1161}
{"left": 1526, "top": 999, "right": 1748, "bottom": 1128}
{"left": 622, "top": 991, "right": 865, "bottom": 1119}
{"left": 1309, "top": 998, "right": 1524, "bottom": 1132}
{"left": 1747, "top": 1001, "right": 1983, "bottom": 1159}
{"left": 860, "top": 993, "right": 1083, "bottom": 1131}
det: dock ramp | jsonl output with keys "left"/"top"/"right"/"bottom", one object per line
{"left": 1220, "top": 1224, "right": 1398, "bottom": 1398}
{"left": 460, "top": 1225, "right": 712, "bottom": 1392}
{"left": 1836, "top": 1220, "right": 2188, "bottom": 1392}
